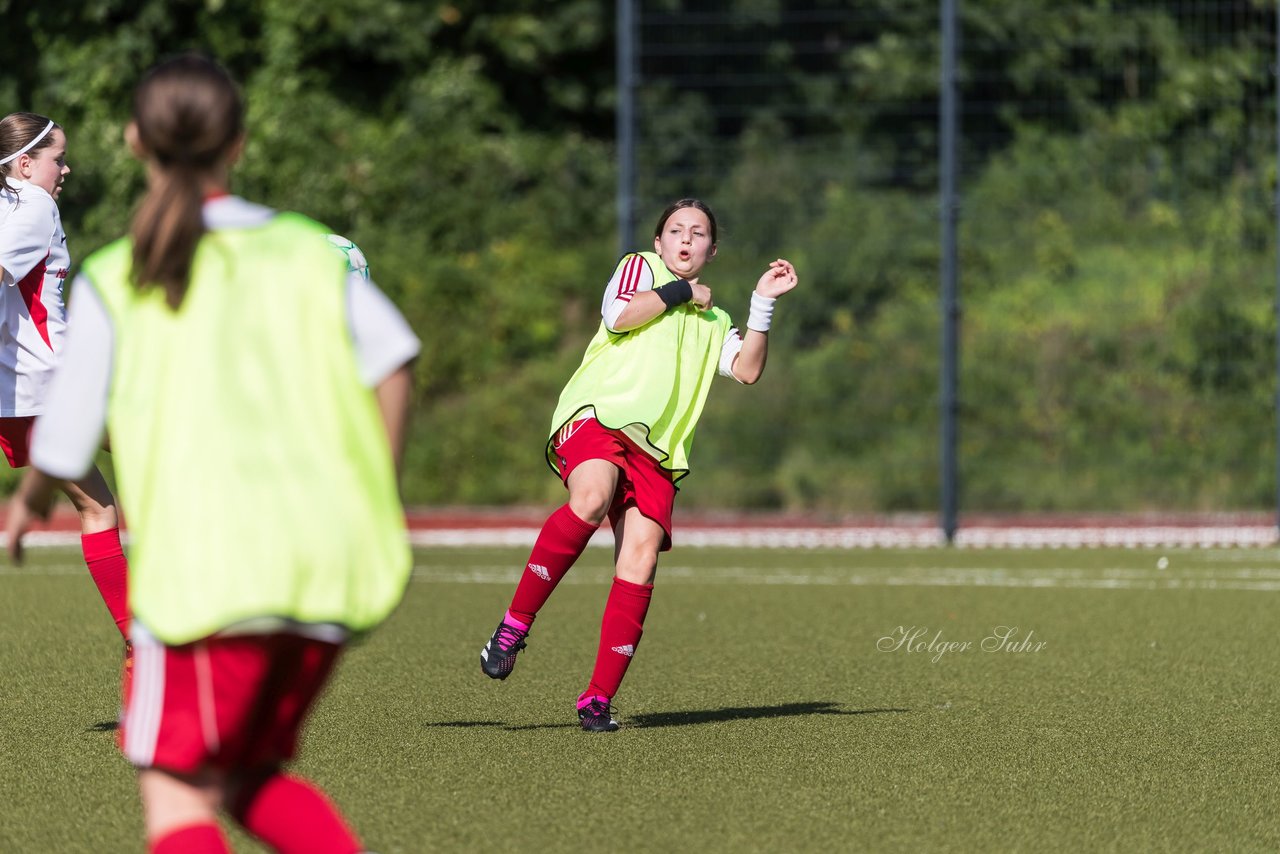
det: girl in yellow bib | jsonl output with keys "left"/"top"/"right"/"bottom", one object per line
{"left": 479, "top": 198, "right": 798, "bottom": 731}
{"left": 6, "top": 55, "right": 418, "bottom": 854}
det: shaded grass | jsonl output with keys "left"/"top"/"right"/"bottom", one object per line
{"left": 2, "top": 545, "right": 1278, "bottom": 851}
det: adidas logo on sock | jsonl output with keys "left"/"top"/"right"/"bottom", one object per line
{"left": 611, "top": 644, "right": 635, "bottom": 657}
{"left": 528, "top": 563, "right": 551, "bottom": 581}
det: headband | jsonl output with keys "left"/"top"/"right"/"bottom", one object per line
{"left": 0, "top": 121, "right": 55, "bottom": 166}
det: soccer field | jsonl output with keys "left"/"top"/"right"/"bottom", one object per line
{"left": 3, "top": 544, "right": 1278, "bottom": 852}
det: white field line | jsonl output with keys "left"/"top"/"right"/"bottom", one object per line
{"left": 9, "top": 557, "right": 1280, "bottom": 591}
{"left": 409, "top": 563, "right": 1280, "bottom": 591}
{"left": 407, "top": 525, "right": 1279, "bottom": 550}
{"left": 2, "top": 526, "right": 1273, "bottom": 553}
{"left": 0, "top": 531, "right": 85, "bottom": 548}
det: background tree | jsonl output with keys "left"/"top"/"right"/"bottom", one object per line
{"left": 2, "top": 0, "right": 1274, "bottom": 512}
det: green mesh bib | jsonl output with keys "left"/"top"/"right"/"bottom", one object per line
{"left": 548, "top": 251, "right": 734, "bottom": 482}
{"left": 83, "top": 214, "right": 410, "bottom": 643}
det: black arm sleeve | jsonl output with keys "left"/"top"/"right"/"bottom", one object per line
{"left": 655, "top": 278, "right": 694, "bottom": 308}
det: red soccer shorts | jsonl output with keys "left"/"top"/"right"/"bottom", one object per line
{"left": 0, "top": 416, "right": 35, "bottom": 467}
{"left": 122, "top": 630, "right": 342, "bottom": 775}
{"left": 552, "top": 417, "right": 676, "bottom": 551}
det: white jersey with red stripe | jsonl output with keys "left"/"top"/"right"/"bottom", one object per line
{"left": 0, "top": 180, "right": 68, "bottom": 416}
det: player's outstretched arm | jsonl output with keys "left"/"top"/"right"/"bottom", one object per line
{"left": 731, "top": 259, "right": 798, "bottom": 385}
{"left": 376, "top": 362, "right": 415, "bottom": 478}
{"left": 6, "top": 468, "right": 60, "bottom": 565}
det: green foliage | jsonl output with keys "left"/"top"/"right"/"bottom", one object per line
{"left": 2, "top": 2, "right": 1275, "bottom": 512}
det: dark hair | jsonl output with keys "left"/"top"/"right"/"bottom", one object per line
{"left": 654, "top": 198, "right": 718, "bottom": 245}
{"left": 0, "top": 112, "right": 61, "bottom": 192}
{"left": 129, "top": 54, "right": 244, "bottom": 304}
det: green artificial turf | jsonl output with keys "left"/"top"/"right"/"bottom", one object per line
{"left": 3, "top": 545, "right": 1278, "bottom": 852}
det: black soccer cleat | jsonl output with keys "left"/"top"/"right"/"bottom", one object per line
{"left": 577, "top": 697, "right": 620, "bottom": 732}
{"left": 480, "top": 620, "right": 528, "bottom": 680}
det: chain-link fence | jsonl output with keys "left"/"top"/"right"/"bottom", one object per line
{"left": 620, "top": 0, "right": 1278, "bottom": 526}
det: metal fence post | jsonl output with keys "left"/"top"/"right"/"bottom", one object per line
{"left": 940, "top": 0, "right": 961, "bottom": 543}
{"left": 617, "top": 0, "right": 637, "bottom": 256}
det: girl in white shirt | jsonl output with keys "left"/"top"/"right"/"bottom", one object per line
{"left": 0, "top": 112, "right": 130, "bottom": 654}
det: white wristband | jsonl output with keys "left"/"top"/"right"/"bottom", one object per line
{"left": 747, "top": 292, "right": 776, "bottom": 332}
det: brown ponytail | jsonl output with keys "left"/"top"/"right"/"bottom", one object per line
{"left": 130, "top": 165, "right": 205, "bottom": 305}
{"left": 128, "top": 55, "right": 243, "bottom": 306}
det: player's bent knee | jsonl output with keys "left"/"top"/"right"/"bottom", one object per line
{"left": 566, "top": 460, "right": 619, "bottom": 525}
{"left": 615, "top": 544, "right": 660, "bottom": 585}
{"left": 569, "top": 493, "right": 611, "bottom": 526}
{"left": 615, "top": 560, "right": 657, "bottom": 586}
{"left": 567, "top": 478, "right": 614, "bottom": 524}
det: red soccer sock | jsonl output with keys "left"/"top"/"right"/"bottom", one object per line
{"left": 232, "top": 772, "right": 361, "bottom": 854}
{"left": 585, "top": 577, "right": 654, "bottom": 700}
{"left": 150, "top": 823, "right": 230, "bottom": 854}
{"left": 507, "top": 504, "right": 599, "bottom": 625}
{"left": 82, "top": 527, "right": 130, "bottom": 638}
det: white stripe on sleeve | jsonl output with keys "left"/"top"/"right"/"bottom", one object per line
{"left": 603, "top": 254, "right": 654, "bottom": 332}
